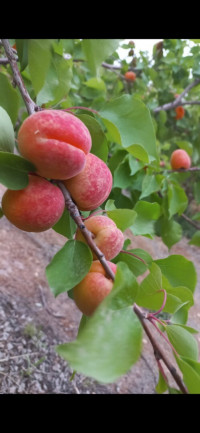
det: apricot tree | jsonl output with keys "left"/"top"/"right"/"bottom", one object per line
{"left": 0, "top": 38, "right": 200, "bottom": 394}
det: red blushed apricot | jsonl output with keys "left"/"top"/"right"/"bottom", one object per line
{"left": 62, "top": 153, "right": 113, "bottom": 211}
{"left": 18, "top": 110, "right": 92, "bottom": 180}
{"left": 76, "top": 215, "right": 124, "bottom": 261}
{"left": 124, "top": 71, "right": 136, "bottom": 81}
{"left": 175, "top": 106, "right": 185, "bottom": 120}
{"left": 73, "top": 261, "right": 117, "bottom": 316}
{"left": 2, "top": 174, "right": 65, "bottom": 232}
{"left": 170, "top": 149, "right": 191, "bottom": 170}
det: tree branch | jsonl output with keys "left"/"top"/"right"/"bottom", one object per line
{"left": 154, "top": 78, "right": 200, "bottom": 113}
{"left": 1, "top": 39, "right": 39, "bottom": 115}
{"left": 56, "top": 181, "right": 116, "bottom": 281}
{"left": 133, "top": 303, "right": 188, "bottom": 394}
{"left": 181, "top": 213, "right": 200, "bottom": 231}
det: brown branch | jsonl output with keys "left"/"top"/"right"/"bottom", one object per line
{"left": 120, "top": 249, "right": 147, "bottom": 265}
{"left": 181, "top": 213, "right": 200, "bottom": 231}
{"left": 155, "top": 166, "right": 200, "bottom": 175}
{"left": 181, "top": 100, "right": 200, "bottom": 106}
{"left": 56, "top": 181, "right": 116, "bottom": 281}
{"left": 167, "top": 166, "right": 200, "bottom": 173}
{"left": 0, "top": 57, "right": 10, "bottom": 65}
{"left": 133, "top": 303, "right": 188, "bottom": 394}
{"left": 1, "top": 39, "right": 38, "bottom": 115}
{"left": 154, "top": 78, "right": 200, "bottom": 113}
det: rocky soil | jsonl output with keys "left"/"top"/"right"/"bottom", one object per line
{"left": 0, "top": 183, "right": 200, "bottom": 394}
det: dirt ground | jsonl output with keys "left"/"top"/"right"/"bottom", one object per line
{"left": 0, "top": 183, "right": 200, "bottom": 394}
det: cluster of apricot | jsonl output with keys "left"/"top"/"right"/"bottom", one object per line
{"left": 2, "top": 110, "right": 124, "bottom": 316}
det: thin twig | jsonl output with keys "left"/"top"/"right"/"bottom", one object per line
{"left": 1, "top": 39, "right": 38, "bottom": 115}
{"left": 133, "top": 303, "right": 188, "bottom": 394}
{"left": 38, "top": 284, "right": 66, "bottom": 319}
{"left": 181, "top": 213, "right": 200, "bottom": 231}
{"left": 0, "top": 352, "right": 43, "bottom": 363}
{"left": 147, "top": 289, "right": 167, "bottom": 317}
{"left": 120, "top": 249, "right": 147, "bottom": 265}
{"left": 154, "top": 78, "right": 200, "bottom": 113}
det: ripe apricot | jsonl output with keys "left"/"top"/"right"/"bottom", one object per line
{"left": 18, "top": 110, "right": 92, "bottom": 180}
{"left": 170, "top": 149, "right": 191, "bottom": 170}
{"left": 175, "top": 106, "right": 185, "bottom": 120}
{"left": 73, "top": 260, "right": 117, "bottom": 316}
{"left": 76, "top": 215, "right": 124, "bottom": 260}
{"left": 2, "top": 174, "right": 65, "bottom": 232}
{"left": 62, "top": 153, "right": 113, "bottom": 211}
{"left": 124, "top": 71, "right": 136, "bottom": 81}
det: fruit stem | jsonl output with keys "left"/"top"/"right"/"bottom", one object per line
{"left": 120, "top": 249, "right": 147, "bottom": 265}
{"left": 147, "top": 289, "right": 167, "bottom": 317}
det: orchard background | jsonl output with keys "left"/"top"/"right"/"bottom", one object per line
{"left": 0, "top": 38, "right": 200, "bottom": 394}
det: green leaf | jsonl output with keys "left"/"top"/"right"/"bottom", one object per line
{"left": 16, "top": 39, "right": 29, "bottom": 71}
{"left": 100, "top": 95, "right": 158, "bottom": 163}
{"left": 113, "top": 248, "right": 152, "bottom": 277}
{"left": 159, "top": 216, "right": 183, "bottom": 249}
{"left": 176, "top": 356, "right": 200, "bottom": 394}
{"left": 155, "top": 371, "right": 168, "bottom": 394}
{"left": 77, "top": 114, "right": 108, "bottom": 162}
{"left": 166, "top": 324, "right": 199, "bottom": 361}
{"left": 36, "top": 54, "right": 73, "bottom": 106}
{"left": 0, "top": 107, "right": 15, "bottom": 153}
{"left": 82, "top": 39, "right": 121, "bottom": 77}
{"left": 106, "top": 208, "right": 137, "bottom": 231}
{"left": 84, "top": 77, "right": 106, "bottom": 92}
{"left": 162, "top": 275, "right": 194, "bottom": 309}
{"left": 135, "top": 263, "right": 194, "bottom": 315}
{"left": 169, "top": 323, "right": 199, "bottom": 334}
{"left": 0, "top": 208, "right": 3, "bottom": 218}
{"left": 167, "top": 183, "right": 188, "bottom": 219}
{"left": 113, "top": 156, "right": 133, "bottom": 188}
{"left": 192, "top": 212, "right": 200, "bottom": 221}
{"left": 0, "top": 73, "right": 20, "bottom": 124}
{"left": 45, "top": 240, "right": 93, "bottom": 297}
{"left": 155, "top": 255, "right": 197, "bottom": 293}
{"left": 0, "top": 152, "right": 36, "bottom": 189}
{"left": 131, "top": 201, "right": 161, "bottom": 238}
{"left": 140, "top": 173, "right": 164, "bottom": 199}
{"left": 56, "top": 305, "right": 142, "bottom": 383}
{"left": 52, "top": 208, "right": 76, "bottom": 239}
{"left": 105, "top": 262, "right": 139, "bottom": 310}
{"left": 28, "top": 39, "right": 53, "bottom": 95}
{"left": 175, "top": 140, "right": 193, "bottom": 156}
{"left": 128, "top": 155, "right": 145, "bottom": 175}
{"left": 135, "top": 262, "right": 162, "bottom": 305}
{"left": 189, "top": 231, "right": 200, "bottom": 247}
{"left": 171, "top": 304, "right": 189, "bottom": 325}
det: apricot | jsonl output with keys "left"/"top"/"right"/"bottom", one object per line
{"left": 73, "top": 260, "right": 117, "bottom": 316}
{"left": 2, "top": 174, "right": 65, "bottom": 232}
{"left": 17, "top": 110, "right": 92, "bottom": 180}
{"left": 62, "top": 153, "right": 113, "bottom": 211}
{"left": 124, "top": 71, "right": 136, "bottom": 81}
{"left": 76, "top": 215, "right": 124, "bottom": 260}
{"left": 170, "top": 149, "right": 191, "bottom": 170}
{"left": 175, "top": 106, "right": 185, "bottom": 120}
